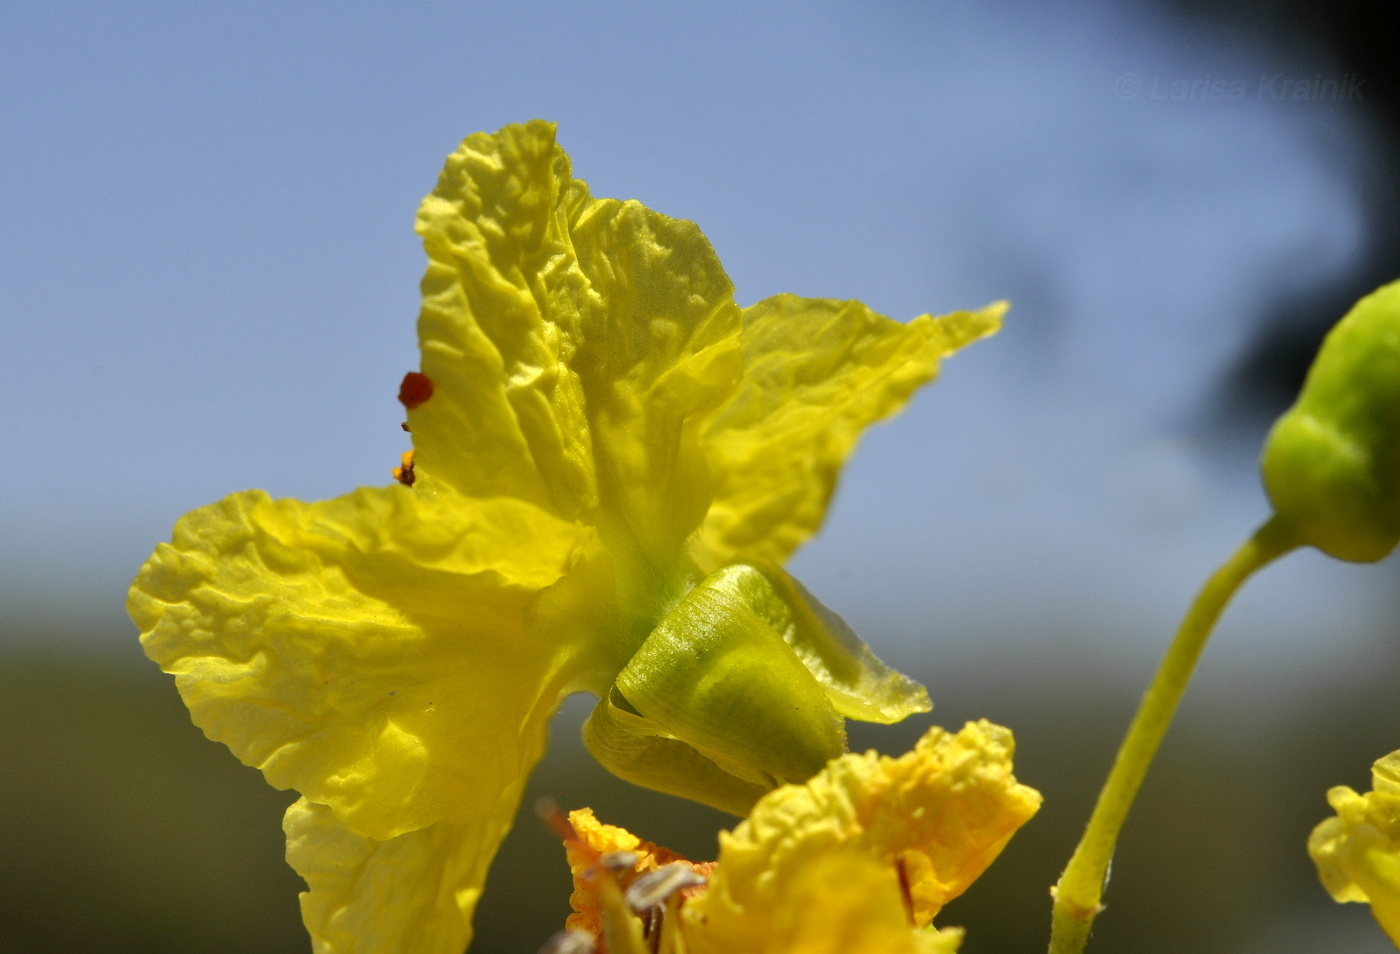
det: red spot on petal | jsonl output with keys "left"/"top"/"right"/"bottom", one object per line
{"left": 398, "top": 371, "right": 434, "bottom": 409}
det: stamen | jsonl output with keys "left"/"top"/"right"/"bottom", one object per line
{"left": 598, "top": 850, "right": 640, "bottom": 873}
{"left": 597, "top": 856, "right": 650, "bottom": 954}
{"left": 392, "top": 450, "right": 416, "bottom": 487}
{"left": 625, "top": 862, "right": 707, "bottom": 912}
{"left": 655, "top": 895, "right": 686, "bottom": 954}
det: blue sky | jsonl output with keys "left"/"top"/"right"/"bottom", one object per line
{"left": 0, "top": 0, "right": 1390, "bottom": 695}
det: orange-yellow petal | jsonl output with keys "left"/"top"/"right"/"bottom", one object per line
{"left": 562, "top": 807, "right": 707, "bottom": 938}
{"left": 738, "top": 849, "right": 963, "bottom": 954}
{"left": 683, "top": 720, "right": 1039, "bottom": 950}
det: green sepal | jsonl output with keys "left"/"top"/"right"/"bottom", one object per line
{"left": 584, "top": 562, "right": 933, "bottom": 812}
{"left": 1261, "top": 278, "right": 1400, "bottom": 562}
{"left": 614, "top": 565, "right": 847, "bottom": 786}
{"left": 582, "top": 686, "right": 772, "bottom": 817}
{"left": 729, "top": 560, "right": 931, "bottom": 723}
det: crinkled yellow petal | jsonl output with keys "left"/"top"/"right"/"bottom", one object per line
{"left": 693, "top": 296, "right": 1005, "bottom": 570}
{"left": 129, "top": 482, "right": 597, "bottom": 840}
{"left": 684, "top": 719, "right": 1040, "bottom": 948}
{"left": 413, "top": 121, "right": 595, "bottom": 517}
{"left": 411, "top": 122, "right": 1001, "bottom": 579}
{"left": 412, "top": 120, "right": 744, "bottom": 571}
{"left": 285, "top": 794, "right": 519, "bottom": 954}
{"left": 561, "top": 185, "right": 745, "bottom": 567}
{"left": 1309, "top": 750, "right": 1400, "bottom": 945}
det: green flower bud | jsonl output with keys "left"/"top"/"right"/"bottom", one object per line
{"left": 584, "top": 562, "right": 930, "bottom": 814}
{"left": 1261, "top": 279, "right": 1400, "bottom": 562}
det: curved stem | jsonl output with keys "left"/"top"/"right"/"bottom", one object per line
{"left": 1048, "top": 516, "right": 1299, "bottom": 954}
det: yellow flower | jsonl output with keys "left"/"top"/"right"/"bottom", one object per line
{"left": 1309, "top": 750, "right": 1400, "bottom": 946}
{"left": 559, "top": 721, "right": 1041, "bottom": 954}
{"left": 128, "top": 120, "right": 1003, "bottom": 952}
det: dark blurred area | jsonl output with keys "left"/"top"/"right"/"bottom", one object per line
{"left": 1204, "top": 0, "right": 1400, "bottom": 422}
{"left": 4, "top": 1, "right": 1400, "bottom": 952}
{"left": 0, "top": 650, "right": 305, "bottom": 952}
{"left": 6, "top": 621, "right": 1400, "bottom": 953}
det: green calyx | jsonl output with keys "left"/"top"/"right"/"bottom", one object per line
{"left": 1261, "top": 278, "right": 1400, "bottom": 562}
{"left": 584, "top": 561, "right": 931, "bottom": 815}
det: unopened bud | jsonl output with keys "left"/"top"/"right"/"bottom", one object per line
{"left": 1261, "top": 279, "right": 1400, "bottom": 562}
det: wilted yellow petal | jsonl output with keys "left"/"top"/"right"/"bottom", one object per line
{"left": 129, "top": 483, "right": 598, "bottom": 840}
{"left": 285, "top": 796, "right": 516, "bottom": 954}
{"left": 693, "top": 296, "right": 1005, "bottom": 569}
{"left": 1309, "top": 750, "right": 1400, "bottom": 945}
{"left": 684, "top": 719, "right": 1040, "bottom": 949}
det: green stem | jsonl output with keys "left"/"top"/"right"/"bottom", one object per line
{"left": 1047, "top": 516, "right": 1298, "bottom": 954}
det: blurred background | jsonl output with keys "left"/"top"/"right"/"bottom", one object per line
{"left": 3, "top": 0, "right": 1399, "bottom": 950}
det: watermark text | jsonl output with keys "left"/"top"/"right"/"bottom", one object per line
{"left": 1115, "top": 72, "right": 1365, "bottom": 103}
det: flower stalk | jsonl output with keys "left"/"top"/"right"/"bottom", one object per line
{"left": 1048, "top": 516, "right": 1297, "bottom": 954}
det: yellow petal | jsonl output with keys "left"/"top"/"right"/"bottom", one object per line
{"left": 412, "top": 120, "right": 596, "bottom": 517}
{"left": 284, "top": 796, "right": 516, "bottom": 954}
{"left": 684, "top": 720, "right": 1040, "bottom": 948}
{"left": 563, "top": 188, "right": 746, "bottom": 566}
{"left": 412, "top": 120, "right": 744, "bottom": 572}
{"left": 129, "top": 483, "right": 596, "bottom": 840}
{"left": 693, "top": 296, "right": 1005, "bottom": 569}
{"left": 1309, "top": 750, "right": 1400, "bottom": 945}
